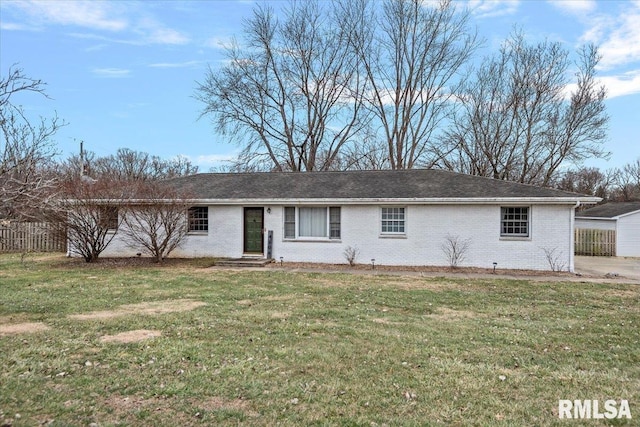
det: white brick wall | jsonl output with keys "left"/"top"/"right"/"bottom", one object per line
{"left": 101, "top": 203, "right": 576, "bottom": 271}
{"left": 268, "top": 204, "right": 573, "bottom": 271}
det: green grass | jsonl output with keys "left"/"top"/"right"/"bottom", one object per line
{"left": 0, "top": 254, "right": 638, "bottom": 426}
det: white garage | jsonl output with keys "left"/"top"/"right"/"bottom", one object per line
{"left": 575, "top": 202, "right": 640, "bottom": 257}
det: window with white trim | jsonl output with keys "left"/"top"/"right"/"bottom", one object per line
{"left": 188, "top": 206, "right": 208, "bottom": 232}
{"left": 99, "top": 206, "right": 119, "bottom": 231}
{"left": 284, "top": 207, "right": 296, "bottom": 239}
{"left": 500, "top": 206, "right": 529, "bottom": 237}
{"left": 283, "top": 206, "right": 340, "bottom": 239}
{"left": 381, "top": 207, "right": 405, "bottom": 234}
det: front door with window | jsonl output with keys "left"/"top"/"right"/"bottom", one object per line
{"left": 244, "top": 207, "right": 264, "bottom": 254}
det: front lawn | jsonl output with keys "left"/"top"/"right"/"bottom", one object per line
{"left": 0, "top": 254, "right": 638, "bottom": 426}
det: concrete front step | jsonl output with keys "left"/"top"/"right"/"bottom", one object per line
{"left": 215, "top": 258, "right": 273, "bottom": 268}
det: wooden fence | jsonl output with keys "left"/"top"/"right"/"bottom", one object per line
{"left": 574, "top": 228, "right": 616, "bottom": 256}
{"left": 0, "top": 222, "right": 66, "bottom": 253}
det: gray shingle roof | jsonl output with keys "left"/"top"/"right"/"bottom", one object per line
{"left": 576, "top": 202, "right": 640, "bottom": 218}
{"left": 165, "top": 169, "right": 595, "bottom": 201}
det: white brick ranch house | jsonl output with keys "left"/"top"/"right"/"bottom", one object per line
{"left": 101, "top": 169, "right": 599, "bottom": 271}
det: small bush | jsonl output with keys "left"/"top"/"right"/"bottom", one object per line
{"left": 441, "top": 234, "right": 471, "bottom": 268}
{"left": 541, "top": 247, "right": 567, "bottom": 272}
{"left": 343, "top": 245, "right": 360, "bottom": 267}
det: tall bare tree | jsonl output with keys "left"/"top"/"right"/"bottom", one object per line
{"left": 1, "top": 66, "right": 63, "bottom": 219}
{"left": 342, "top": 0, "right": 478, "bottom": 169}
{"left": 439, "top": 32, "right": 609, "bottom": 186}
{"left": 195, "top": 0, "right": 369, "bottom": 171}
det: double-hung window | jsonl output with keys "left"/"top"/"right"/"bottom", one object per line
{"left": 99, "top": 206, "right": 119, "bottom": 231}
{"left": 284, "top": 207, "right": 340, "bottom": 239}
{"left": 188, "top": 206, "right": 208, "bottom": 232}
{"left": 500, "top": 207, "right": 529, "bottom": 237}
{"left": 381, "top": 207, "right": 405, "bottom": 234}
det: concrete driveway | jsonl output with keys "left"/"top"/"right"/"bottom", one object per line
{"left": 575, "top": 256, "right": 640, "bottom": 281}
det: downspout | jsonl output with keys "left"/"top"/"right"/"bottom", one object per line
{"left": 569, "top": 201, "right": 581, "bottom": 273}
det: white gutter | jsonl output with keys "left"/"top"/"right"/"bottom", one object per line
{"left": 157, "top": 196, "right": 602, "bottom": 206}
{"left": 569, "top": 201, "right": 581, "bottom": 273}
{"left": 574, "top": 216, "right": 616, "bottom": 221}
{"left": 69, "top": 196, "right": 602, "bottom": 206}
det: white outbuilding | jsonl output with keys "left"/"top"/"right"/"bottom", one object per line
{"left": 575, "top": 202, "right": 640, "bottom": 257}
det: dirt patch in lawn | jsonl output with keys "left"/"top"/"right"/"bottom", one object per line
{"left": 104, "top": 394, "right": 258, "bottom": 421}
{"left": 371, "top": 317, "right": 404, "bottom": 325}
{"left": 606, "top": 288, "right": 640, "bottom": 299}
{"left": 427, "top": 307, "right": 483, "bottom": 321}
{"left": 0, "top": 322, "right": 50, "bottom": 336}
{"left": 68, "top": 299, "right": 206, "bottom": 321}
{"left": 203, "top": 396, "right": 259, "bottom": 416}
{"left": 100, "top": 329, "right": 162, "bottom": 343}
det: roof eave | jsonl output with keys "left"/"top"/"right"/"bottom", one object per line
{"left": 185, "top": 196, "right": 601, "bottom": 205}
{"left": 575, "top": 216, "right": 617, "bottom": 221}
{"left": 615, "top": 209, "right": 640, "bottom": 219}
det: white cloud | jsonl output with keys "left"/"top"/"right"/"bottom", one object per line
{"left": 563, "top": 70, "right": 640, "bottom": 99}
{"left": 561, "top": 1, "right": 640, "bottom": 70}
{"left": 5, "top": 0, "right": 128, "bottom": 31}
{"left": 148, "top": 61, "right": 205, "bottom": 69}
{"left": 145, "top": 27, "right": 189, "bottom": 45}
{"left": 204, "top": 36, "right": 235, "bottom": 50}
{"left": 467, "top": 0, "right": 520, "bottom": 19}
{"left": 134, "top": 17, "right": 189, "bottom": 45}
{"left": 191, "top": 153, "right": 237, "bottom": 166}
{"left": 598, "top": 70, "right": 640, "bottom": 99}
{"left": 91, "top": 68, "right": 131, "bottom": 78}
{"left": 84, "top": 43, "right": 108, "bottom": 52}
{"left": 0, "top": 21, "right": 29, "bottom": 31}
{"left": 3, "top": 0, "right": 190, "bottom": 46}
{"left": 547, "top": 0, "right": 596, "bottom": 15}
{"left": 595, "top": 9, "right": 640, "bottom": 69}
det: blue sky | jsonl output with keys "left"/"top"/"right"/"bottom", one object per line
{"left": 1, "top": 0, "right": 638, "bottom": 172}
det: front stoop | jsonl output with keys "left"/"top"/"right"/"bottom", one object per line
{"left": 215, "top": 257, "right": 273, "bottom": 268}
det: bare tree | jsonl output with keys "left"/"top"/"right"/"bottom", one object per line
{"left": 196, "top": 1, "right": 368, "bottom": 171}
{"left": 611, "top": 158, "right": 640, "bottom": 201}
{"left": 47, "top": 178, "right": 126, "bottom": 262}
{"left": 439, "top": 32, "right": 609, "bottom": 186}
{"left": 345, "top": 0, "right": 479, "bottom": 169}
{"left": 119, "top": 181, "right": 192, "bottom": 263}
{"left": 57, "top": 147, "right": 198, "bottom": 182}
{"left": 1, "top": 66, "right": 63, "bottom": 219}
{"left": 554, "top": 167, "right": 615, "bottom": 201}
{"left": 93, "top": 148, "right": 198, "bottom": 180}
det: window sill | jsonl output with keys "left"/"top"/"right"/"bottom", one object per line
{"left": 499, "top": 236, "right": 530, "bottom": 241}
{"left": 187, "top": 231, "right": 209, "bottom": 236}
{"left": 379, "top": 234, "right": 407, "bottom": 239}
{"left": 283, "top": 238, "right": 341, "bottom": 243}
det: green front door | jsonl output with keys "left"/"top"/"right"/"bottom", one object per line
{"left": 244, "top": 207, "right": 264, "bottom": 254}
